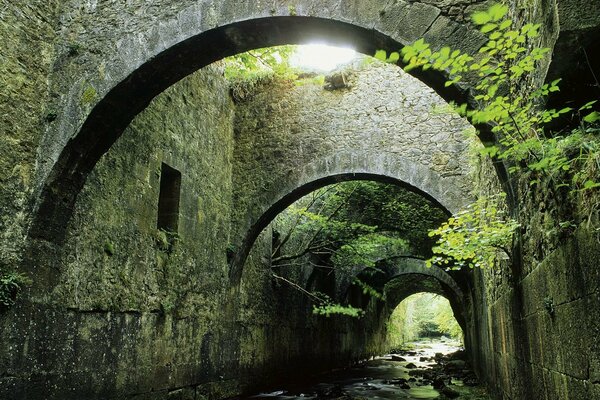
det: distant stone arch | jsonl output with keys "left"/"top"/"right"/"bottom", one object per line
{"left": 336, "top": 256, "right": 463, "bottom": 303}
{"left": 229, "top": 147, "right": 475, "bottom": 284}
{"left": 336, "top": 257, "right": 466, "bottom": 332}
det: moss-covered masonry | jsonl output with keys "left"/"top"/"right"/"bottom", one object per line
{"left": 1, "top": 64, "right": 239, "bottom": 400}
{"left": 0, "top": 2, "right": 60, "bottom": 271}
{"left": 1, "top": 1, "right": 599, "bottom": 399}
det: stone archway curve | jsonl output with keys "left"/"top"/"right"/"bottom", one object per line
{"left": 229, "top": 150, "right": 474, "bottom": 285}
{"left": 336, "top": 256, "right": 464, "bottom": 306}
{"left": 31, "top": 1, "right": 488, "bottom": 244}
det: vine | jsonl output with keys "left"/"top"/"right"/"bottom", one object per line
{"left": 0, "top": 267, "right": 31, "bottom": 310}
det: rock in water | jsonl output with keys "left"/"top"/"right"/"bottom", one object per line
{"left": 441, "top": 386, "right": 460, "bottom": 398}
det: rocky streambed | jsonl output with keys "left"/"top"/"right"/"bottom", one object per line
{"left": 239, "top": 340, "right": 490, "bottom": 399}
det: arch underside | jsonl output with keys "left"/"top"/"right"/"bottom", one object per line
{"left": 229, "top": 162, "right": 472, "bottom": 285}
{"left": 31, "top": 9, "right": 492, "bottom": 247}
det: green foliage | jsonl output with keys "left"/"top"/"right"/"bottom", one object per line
{"left": 427, "top": 194, "right": 519, "bottom": 269}
{"left": 352, "top": 277, "right": 383, "bottom": 300}
{"left": 313, "top": 299, "right": 364, "bottom": 318}
{"left": 0, "top": 267, "right": 31, "bottom": 309}
{"left": 311, "top": 181, "right": 447, "bottom": 258}
{"left": 397, "top": 2, "right": 599, "bottom": 269}
{"left": 387, "top": 293, "right": 462, "bottom": 347}
{"left": 374, "top": 49, "right": 400, "bottom": 64}
{"left": 434, "top": 304, "right": 463, "bottom": 339}
{"left": 275, "top": 181, "right": 445, "bottom": 271}
{"left": 224, "top": 46, "right": 299, "bottom": 102}
{"left": 400, "top": 3, "right": 599, "bottom": 195}
{"left": 272, "top": 181, "right": 448, "bottom": 316}
{"left": 224, "top": 46, "right": 297, "bottom": 81}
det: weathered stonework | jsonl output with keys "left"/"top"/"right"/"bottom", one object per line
{"left": 1, "top": 1, "right": 599, "bottom": 399}
{"left": 230, "top": 61, "right": 476, "bottom": 282}
{"left": 0, "top": 2, "right": 60, "bottom": 271}
{"left": 1, "top": 64, "right": 238, "bottom": 400}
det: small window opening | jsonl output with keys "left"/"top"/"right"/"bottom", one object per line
{"left": 157, "top": 163, "right": 181, "bottom": 233}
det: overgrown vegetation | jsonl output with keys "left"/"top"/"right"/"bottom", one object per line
{"left": 389, "top": 3, "right": 600, "bottom": 270}
{"left": 0, "top": 266, "right": 31, "bottom": 310}
{"left": 387, "top": 293, "right": 462, "bottom": 348}
{"left": 224, "top": 46, "right": 298, "bottom": 101}
{"left": 270, "top": 181, "right": 447, "bottom": 316}
{"left": 426, "top": 194, "right": 519, "bottom": 270}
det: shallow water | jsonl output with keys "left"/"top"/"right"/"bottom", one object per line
{"left": 241, "top": 340, "right": 488, "bottom": 400}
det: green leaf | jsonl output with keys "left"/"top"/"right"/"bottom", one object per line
{"left": 579, "top": 100, "right": 597, "bottom": 111}
{"left": 489, "top": 4, "right": 509, "bottom": 21}
{"left": 387, "top": 51, "right": 400, "bottom": 63}
{"left": 481, "top": 23, "right": 497, "bottom": 33}
{"left": 374, "top": 50, "right": 387, "bottom": 61}
{"left": 499, "top": 19, "right": 512, "bottom": 30}
{"left": 583, "top": 111, "right": 600, "bottom": 123}
{"left": 583, "top": 180, "right": 600, "bottom": 190}
{"left": 472, "top": 11, "right": 491, "bottom": 25}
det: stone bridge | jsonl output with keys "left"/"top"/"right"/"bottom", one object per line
{"left": 30, "top": 0, "right": 491, "bottom": 246}
{"left": 1, "top": 1, "right": 599, "bottom": 400}
{"left": 229, "top": 62, "right": 474, "bottom": 284}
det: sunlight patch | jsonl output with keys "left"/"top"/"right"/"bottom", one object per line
{"left": 290, "top": 44, "right": 359, "bottom": 72}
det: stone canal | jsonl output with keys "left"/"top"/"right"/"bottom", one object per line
{"left": 240, "top": 341, "right": 490, "bottom": 400}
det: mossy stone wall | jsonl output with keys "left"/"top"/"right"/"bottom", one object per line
{"left": 0, "top": 2, "right": 60, "bottom": 271}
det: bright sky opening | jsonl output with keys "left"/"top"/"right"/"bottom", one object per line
{"left": 290, "top": 44, "right": 359, "bottom": 72}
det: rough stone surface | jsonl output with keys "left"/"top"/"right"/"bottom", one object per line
{"left": 1, "top": 1, "right": 600, "bottom": 400}
{"left": 0, "top": 2, "right": 59, "bottom": 271}
{"left": 1, "top": 64, "right": 237, "bottom": 400}
{"left": 230, "top": 61, "right": 476, "bottom": 280}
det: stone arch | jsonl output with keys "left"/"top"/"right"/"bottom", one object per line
{"left": 229, "top": 151, "right": 473, "bottom": 285}
{"left": 32, "top": 2, "right": 489, "bottom": 244}
{"left": 334, "top": 257, "right": 467, "bottom": 341}
{"left": 337, "top": 257, "right": 464, "bottom": 304}
{"left": 360, "top": 257, "right": 466, "bottom": 332}
{"left": 381, "top": 274, "right": 467, "bottom": 337}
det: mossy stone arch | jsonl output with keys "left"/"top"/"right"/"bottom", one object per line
{"left": 32, "top": 0, "right": 490, "bottom": 247}
{"left": 229, "top": 152, "right": 474, "bottom": 285}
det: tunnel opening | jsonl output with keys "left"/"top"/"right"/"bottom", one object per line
{"left": 242, "top": 179, "right": 450, "bottom": 317}
{"left": 387, "top": 292, "right": 463, "bottom": 349}
{"left": 236, "top": 177, "right": 482, "bottom": 397}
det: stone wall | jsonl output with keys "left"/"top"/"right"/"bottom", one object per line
{"left": 0, "top": 2, "right": 60, "bottom": 271}
{"left": 468, "top": 226, "right": 600, "bottom": 400}
{"left": 0, "top": 64, "right": 240, "bottom": 400}
{"left": 465, "top": 159, "right": 600, "bottom": 400}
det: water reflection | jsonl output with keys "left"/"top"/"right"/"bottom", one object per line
{"left": 242, "top": 340, "right": 489, "bottom": 400}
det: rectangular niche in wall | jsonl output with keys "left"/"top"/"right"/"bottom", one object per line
{"left": 157, "top": 162, "right": 181, "bottom": 233}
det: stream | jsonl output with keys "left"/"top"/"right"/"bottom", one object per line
{"left": 240, "top": 340, "right": 490, "bottom": 400}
